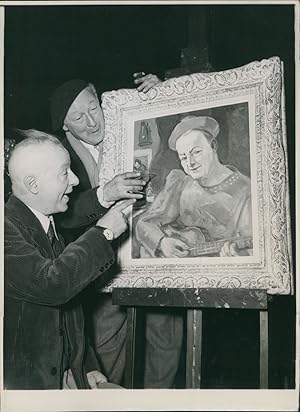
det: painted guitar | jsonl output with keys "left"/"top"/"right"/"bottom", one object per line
{"left": 161, "top": 224, "right": 253, "bottom": 257}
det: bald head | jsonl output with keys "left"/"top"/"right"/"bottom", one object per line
{"left": 8, "top": 130, "right": 79, "bottom": 215}
{"left": 8, "top": 131, "right": 67, "bottom": 193}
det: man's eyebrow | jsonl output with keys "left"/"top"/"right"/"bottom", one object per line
{"left": 189, "top": 145, "right": 202, "bottom": 153}
{"left": 69, "top": 110, "right": 81, "bottom": 117}
{"left": 59, "top": 162, "right": 70, "bottom": 170}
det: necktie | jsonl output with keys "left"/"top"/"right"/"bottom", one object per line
{"left": 47, "top": 221, "right": 70, "bottom": 377}
{"left": 47, "top": 221, "right": 64, "bottom": 257}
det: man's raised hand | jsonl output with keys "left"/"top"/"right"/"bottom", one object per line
{"left": 102, "top": 172, "right": 146, "bottom": 203}
{"left": 133, "top": 73, "right": 162, "bottom": 93}
{"left": 96, "top": 198, "right": 136, "bottom": 239}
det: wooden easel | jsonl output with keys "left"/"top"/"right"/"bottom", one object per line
{"left": 112, "top": 287, "right": 268, "bottom": 389}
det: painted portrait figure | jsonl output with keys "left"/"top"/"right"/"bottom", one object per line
{"left": 134, "top": 115, "right": 253, "bottom": 258}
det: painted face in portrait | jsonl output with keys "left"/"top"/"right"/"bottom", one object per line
{"left": 36, "top": 145, "right": 79, "bottom": 215}
{"left": 63, "top": 87, "right": 105, "bottom": 145}
{"left": 175, "top": 130, "right": 215, "bottom": 180}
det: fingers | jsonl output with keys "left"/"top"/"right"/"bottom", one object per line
{"left": 229, "top": 242, "right": 239, "bottom": 256}
{"left": 176, "top": 239, "right": 189, "bottom": 250}
{"left": 116, "top": 175, "right": 146, "bottom": 197}
{"left": 137, "top": 78, "right": 160, "bottom": 92}
{"left": 124, "top": 179, "right": 146, "bottom": 187}
{"left": 104, "top": 173, "right": 146, "bottom": 202}
{"left": 112, "top": 198, "right": 136, "bottom": 211}
{"left": 116, "top": 173, "right": 147, "bottom": 187}
{"left": 134, "top": 73, "right": 161, "bottom": 85}
{"left": 133, "top": 73, "right": 161, "bottom": 92}
{"left": 175, "top": 248, "right": 189, "bottom": 258}
{"left": 89, "top": 377, "right": 98, "bottom": 389}
{"left": 220, "top": 241, "right": 238, "bottom": 257}
{"left": 95, "top": 372, "right": 108, "bottom": 385}
{"left": 133, "top": 71, "right": 146, "bottom": 82}
{"left": 124, "top": 192, "right": 144, "bottom": 199}
{"left": 137, "top": 82, "right": 154, "bottom": 93}
{"left": 161, "top": 237, "right": 189, "bottom": 258}
{"left": 220, "top": 241, "right": 228, "bottom": 257}
{"left": 121, "top": 171, "right": 142, "bottom": 179}
{"left": 174, "top": 239, "right": 189, "bottom": 257}
{"left": 87, "top": 370, "right": 108, "bottom": 389}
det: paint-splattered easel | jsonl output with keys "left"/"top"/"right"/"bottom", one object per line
{"left": 112, "top": 287, "right": 268, "bottom": 389}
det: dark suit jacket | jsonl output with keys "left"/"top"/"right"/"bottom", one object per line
{"left": 55, "top": 138, "right": 108, "bottom": 242}
{"left": 4, "top": 195, "right": 115, "bottom": 389}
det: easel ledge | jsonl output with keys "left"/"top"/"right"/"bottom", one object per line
{"left": 112, "top": 287, "right": 268, "bottom": 310}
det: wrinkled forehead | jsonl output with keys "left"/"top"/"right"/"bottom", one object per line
{"left": 175, "top": 129, "right": 210, "bottom": 153}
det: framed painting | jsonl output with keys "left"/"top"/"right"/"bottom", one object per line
{"left": 99, "top": 56, "right": 293, "bottom": 295}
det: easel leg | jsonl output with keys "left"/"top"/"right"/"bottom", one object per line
{"left": 186, "top": 309, "right": 203, "bottom": 388}
{"left": 124, "top": 306, "right": 137, "bottom": 388}
{"left": 259, "top": 309, "right": 269, "bottom": 389}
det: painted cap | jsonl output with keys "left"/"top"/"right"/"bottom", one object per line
{"left": 49, "top": 79, "right": 89, "bottom": 131}
{"left": 168, "top": 116, "right": 220, "bottom": 150}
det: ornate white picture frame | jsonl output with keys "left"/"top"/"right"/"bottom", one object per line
{"left": 100, "top": 56, "right": 293, "bottom": 295}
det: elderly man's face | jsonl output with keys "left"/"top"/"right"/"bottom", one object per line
{"left": 63, "top": 87, "right": 105, "bottom": 145}
{"left": 175, "top": 130, "right": 215, "bottom": 180}
{"left": 36, "top": 145, "right": 79, "bottom": 215}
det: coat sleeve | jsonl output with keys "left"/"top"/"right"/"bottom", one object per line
{"left": 56, "top": 186, "right": 108, "bottom": 229}
{"left": 5, "top": 220, "right": 115, "bottom": 306}
{"left": 135, "top": 169, "right": 185, "bottom": 256}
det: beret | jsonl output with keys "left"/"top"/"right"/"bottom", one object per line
{"left": 168, "top": 116, "right": 220, "bottom": 150}
{"left": 49, "top": 79, "right": 89, "bottom": 131}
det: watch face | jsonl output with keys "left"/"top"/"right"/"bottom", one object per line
{"left": 103, "top": 228, "right": 114, "bottom": 241}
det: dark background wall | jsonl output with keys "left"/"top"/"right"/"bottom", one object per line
{"left": 4, "top": 4, "right": 296, "bottom": 389}
{"left": 5, "top": 6, "right": 187, "bottom": 131}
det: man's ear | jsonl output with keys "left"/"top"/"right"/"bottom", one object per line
{"left": 210, "top": 139, "right": 218, "bottom": 153}
{"left": 23, "top": 175, "right": 38, "bottom": 194}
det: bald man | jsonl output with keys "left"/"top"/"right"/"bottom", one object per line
{"left": 4, "top": 131, "right": 134, "bottom": 389}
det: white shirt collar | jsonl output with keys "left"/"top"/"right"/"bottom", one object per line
{"left": 27, "top": 206, "right": 58, "bottom": 239}
{"left": 81, "top": 140, "right": 99, "bottom": 163}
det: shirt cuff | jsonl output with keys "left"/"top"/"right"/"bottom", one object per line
{"left": 96, "top": 186, "right": 115, "bottom": 209}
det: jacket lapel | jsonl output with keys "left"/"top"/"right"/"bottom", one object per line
{"left": 5, "top": 195, "right": 54, "bottom": 258}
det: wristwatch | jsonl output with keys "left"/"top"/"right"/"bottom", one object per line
{"left": 97, "top": 226, "right": 114, "bottom": 241}
{"left": 102, "top": 228, "right": 114, "bottom": 241}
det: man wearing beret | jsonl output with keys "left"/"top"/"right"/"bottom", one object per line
{"left": 49, "top": 75, "right": 169, "bottom": 386}
{"left": 136, "top": 115, "right": 253, "bottom": 258}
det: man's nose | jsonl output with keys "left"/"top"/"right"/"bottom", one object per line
{"left": 69, "top": 169, "right": 79, "bottom": 186}
{"left": 187, "top": 154, "right": 195, "bottom": 167}
{"left": 86, "top": 112, "right": 96, "bottom": 127}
